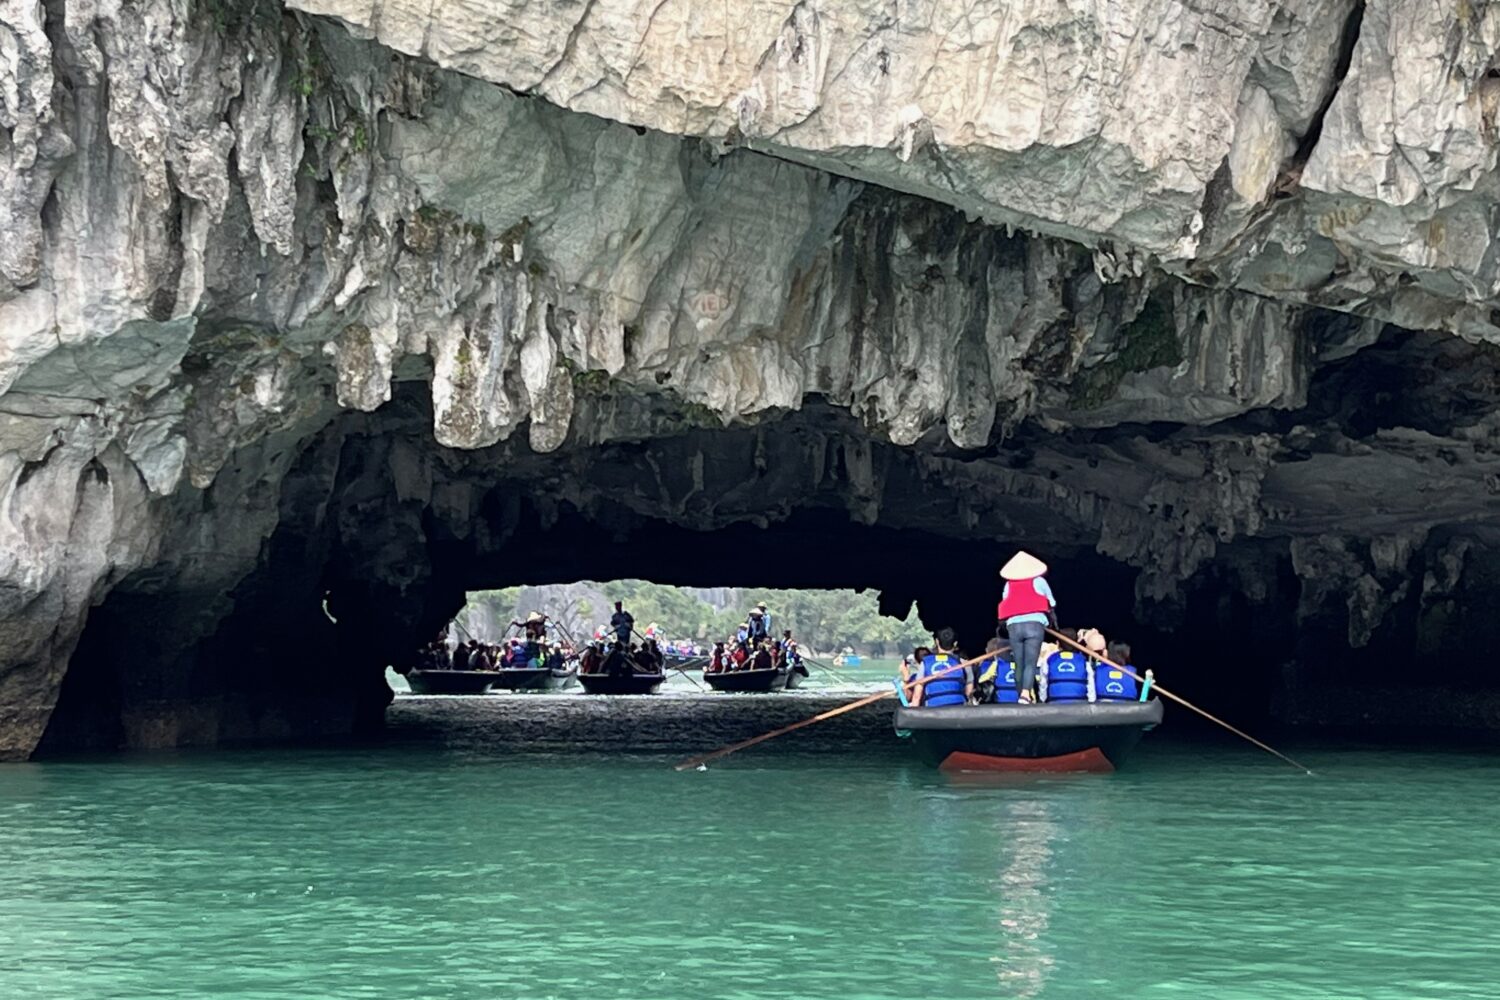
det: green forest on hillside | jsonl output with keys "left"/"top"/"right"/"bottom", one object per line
{"left": 460, "top": 581, "right": 935, "bottom": 656}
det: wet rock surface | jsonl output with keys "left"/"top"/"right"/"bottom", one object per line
{"left": 4, "top": 0, "right": 1500, "bottom": 755}
{"left": 384, "top": 690, "right": 897, "bottom": 760}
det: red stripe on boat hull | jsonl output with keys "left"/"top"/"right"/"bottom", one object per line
{"left": 938, "top": 747, "right": 1115, "bottom": 773}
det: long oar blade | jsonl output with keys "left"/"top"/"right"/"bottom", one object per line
{"left": 1045, "top": 628, "right": 1313, "bottom": 775}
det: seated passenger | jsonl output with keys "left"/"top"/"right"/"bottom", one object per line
{"left": 708, "top": 641, "right": 727, "bottom": 673}
{"left": 1095, "top": 641, "right": 1140, "bottom": 700}
{"left": 976, "top": 637, "right": 1011, "bottom": 702}
{"left": 913, "top": 649, "right": 972, "bottom": 708}
{"left": 900, "top": 645, "right": 932, "bottom": 703}
{"left": 1042, "top": 644, "right": 1090, "bottom": 702}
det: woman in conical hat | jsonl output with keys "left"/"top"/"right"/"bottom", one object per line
{"left": 996, "top": 551, "right": 1056, "bottom": 704}
{"left": 1000, "top": 551, "right": 1047, "bottom": 580}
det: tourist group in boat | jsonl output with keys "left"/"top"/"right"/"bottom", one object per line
{"left": 892, "top": 550, "right": 1162, "bottom": 772}
{"left": 898, "top": 551, "right": 1148, "bottom": 707}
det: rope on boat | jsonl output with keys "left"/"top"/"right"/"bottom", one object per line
{"left": 672, "top": 652, "right": 989, "bottom": 771}
{"left": 1045, "top": 628, "right": 1314, "bottom": 775}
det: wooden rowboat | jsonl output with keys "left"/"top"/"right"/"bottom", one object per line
{"left": 405, "top": 669, "right": 499, "bottom": 695}
{"left": 703, "top": 666, "right": 791, "bottom": 693}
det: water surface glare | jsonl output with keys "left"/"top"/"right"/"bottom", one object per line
{"left": 3, "top": 701, "right": 1497, "bottom": 999}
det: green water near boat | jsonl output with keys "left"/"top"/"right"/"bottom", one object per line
{"left": 3, "top": 707, "right": 1498, "bottom": 999}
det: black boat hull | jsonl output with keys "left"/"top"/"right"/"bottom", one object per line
{"left": 577, "top": 672, "right": 665, "bottom": 695}
{"left": 894, "top": 701, "right": 1163, "bottom": 772}
{"left": 405, "top": 670, "right": 498, "bottom": 695}
{"left": 704, "top": 667, "right": 790, "bottom": 693}
{"left": 490, "top": 667, "right": 578, "bottom": 692}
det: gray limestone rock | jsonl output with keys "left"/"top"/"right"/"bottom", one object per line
{"left": 3, "top": 0, "right": 1500, "bottom": 756}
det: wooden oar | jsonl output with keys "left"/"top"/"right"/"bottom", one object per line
{"left": 628, "top": 627, "right": 704, "bottom": 691}
{"left": 673, "top": 652, "right": 989, "bottom": 771}
{"left": 1045, "top": 627, "right": 1313, "bottom": 775}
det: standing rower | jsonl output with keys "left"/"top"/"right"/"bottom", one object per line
{"left": 609, "top": 601, "right": 634, "bottom": 645}
{"left": 747, "top": 602, "right": 771, "bottom": 642}
{"left": 997, "top": 551, "right": 1057, "bottom": 705}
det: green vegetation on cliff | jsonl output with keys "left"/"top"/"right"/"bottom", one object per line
{"left": 460, "top": 581, "right": 933, "bottom": 656}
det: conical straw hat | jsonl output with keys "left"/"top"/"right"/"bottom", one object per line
{"left": 525, "top": 611, "right": 545, "bottom": 623}
{"left": 1000, "top": 551, "right": 1047, "bottom": 580}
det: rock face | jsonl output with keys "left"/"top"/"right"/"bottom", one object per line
{"left": 3, "top": 0, "right": 1500, "bottom": 756}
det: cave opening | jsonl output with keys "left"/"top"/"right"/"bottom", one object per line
{"left": 38, "top": 404, "right": 1289, "bottom": 756}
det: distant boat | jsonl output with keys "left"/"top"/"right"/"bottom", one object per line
{"left": 405, "top": 669, "right": 499, "bottom": 695}
{"left": 894, "top": 701, "right": 1163, "bottom": 772}
{"left": 489, "top": 662, "right": 578, "bottom": 692}
{"left": 577, "top": 643, "right": 665, "bottom": 695}
{"left": 704, "top": 665, "right": 791, "bottom": 693}
{"left": 577, "top": 671, "right": 665, "bottom": 695}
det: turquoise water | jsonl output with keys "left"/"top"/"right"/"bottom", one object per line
{"left": 3, "top": 705, "right": 1499, "bottom": 999}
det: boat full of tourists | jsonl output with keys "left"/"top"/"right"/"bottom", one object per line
{"left": 576, "top": 640, "right": 667, "bottom": 695}
{"left": 895, "top": 648, "right": 1162, "bottom": 772}
{"left": 479, "top": 637, "right": 578, "bottom": 692}
{"left": 490, "top": 657, "right": 579, "bottom": 692}
{"left": 702, "top": 633, "right": 810, "bottom": 693}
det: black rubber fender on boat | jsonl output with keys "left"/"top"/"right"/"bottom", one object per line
{"left": 893, "top": 700, "right": 1163, "bottom": 733}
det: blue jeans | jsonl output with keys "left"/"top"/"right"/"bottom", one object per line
{"left": 1006, "top": 620, "right": 1045, "bottom": 699}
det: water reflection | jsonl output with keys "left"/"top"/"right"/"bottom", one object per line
{"left": 991, "top": 797, "right": 1057, "bottom": 998}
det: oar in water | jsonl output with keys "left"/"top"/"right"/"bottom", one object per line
{"left": 1044, "top": 627, "right": 1313, "bottom": 775}
{"left": 628, "top": 627, "right": 705, "bottom": 691}
{"left": 794, "top": 655, "right": 841, "bottom": 685}
{"left": 673, "top": 652, "right": 990, "bottom": 771}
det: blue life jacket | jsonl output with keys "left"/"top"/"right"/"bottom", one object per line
{"left": 1044, "top": 651, "right": 1089, "bottom": 702}
{"left": 990, "top": 658, "right": 1020, "bottom": 703}
{"left": 1094, "top": 664, "right": 1140, "bottom": 700}
{"left": 920, "top": 654, "right": 967, "bottom": 707}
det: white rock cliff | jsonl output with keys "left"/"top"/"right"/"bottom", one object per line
{"left": 2, "top": 0, "right": 1499, "bottom": 755}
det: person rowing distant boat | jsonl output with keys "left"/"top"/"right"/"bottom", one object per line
{"left": 510, "top": 611, "right": 550, "bottom": 642}
{"left": 610, "top": 601, "right": 634, "bottom": 645}
{"left": 747, "top": 602, "right": 771, "bottom": 642}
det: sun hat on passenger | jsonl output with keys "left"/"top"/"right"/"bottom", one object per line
{"left": 1000, "top": 551, "right": 1048, "bottom": 580}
